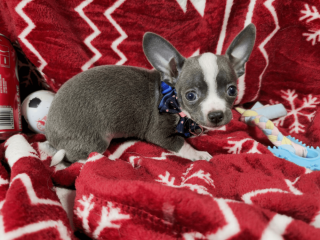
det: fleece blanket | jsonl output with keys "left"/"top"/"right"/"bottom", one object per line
{"left": 1, "top": 0, "right": 320, "bottom": 239}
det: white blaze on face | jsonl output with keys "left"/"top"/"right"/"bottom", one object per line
{"left": 198, "top": 53, "right": 226, "bottom": 122}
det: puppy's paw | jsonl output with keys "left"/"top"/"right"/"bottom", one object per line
{"left": 177, "top": 142, "right": 212, "bottom": 161}
{"left": 191, "top": 150, "right": 212, "bottom": 161}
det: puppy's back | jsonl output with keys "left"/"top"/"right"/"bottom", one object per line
{"left": 45, "top": 65, "right": 160, "bottom": 150}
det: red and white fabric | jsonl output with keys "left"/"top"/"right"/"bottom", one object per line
{"left": 1, "top": 0, "right": 320, "bottom": 239}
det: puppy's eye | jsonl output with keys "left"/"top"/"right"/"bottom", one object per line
{"left": 185, "top": 91, "right": 197, "bottom": 101}
{"left": 227, "top": 86, "right": 237, "bottom": 97}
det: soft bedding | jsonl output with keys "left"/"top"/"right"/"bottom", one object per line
{"left": 1, "top": 0, "right": 320, "bottom": 239}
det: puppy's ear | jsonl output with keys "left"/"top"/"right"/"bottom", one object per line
{"left": 225, "top": 23, "right": 256, "bottom": 78}
{"left": 143, "top": 32, "right": 185, "bottom": 87}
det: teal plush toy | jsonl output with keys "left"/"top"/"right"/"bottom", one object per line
{"left": 236, "top": 102, "right": 320, "bottom": 171}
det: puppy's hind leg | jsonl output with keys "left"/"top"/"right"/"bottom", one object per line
{"left": 56, "top": 136, "right": 109, "bottom": 163}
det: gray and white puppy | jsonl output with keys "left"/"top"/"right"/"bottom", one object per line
{"left": 45, "top": 24, "right": 256, "bottom": 163}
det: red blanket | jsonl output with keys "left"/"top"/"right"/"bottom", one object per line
{"left": 1, "top": 0, "right": 320, "bottom": 239}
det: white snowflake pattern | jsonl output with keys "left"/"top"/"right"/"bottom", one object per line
{"left": 75, "top": 195, "right": 130, "bottom": 238}
{"left": 182, "top": 170, "right": 215, "bottom": 187}
{"left": 300, "top": 4, "right": 320, "bottom": 22}
{"left": 300, "top": 3, "right": 320, "bottom": 45}
{"left": 270, "top": 89, "right": 319, "bottom": 133}
{"left": 224, "top": 138, "right": 261, "bottom": 154}
{"left": 74, "top": 194, "right": 95, "bottom": 234}
{"left": 303, "top": 29, "right": 320, "bottom": 45}
{"left": 156, "top": 165, "right": 215, "bottom": 196}
{"left": 93, "top": 202, "right": 130, "bottom": 239}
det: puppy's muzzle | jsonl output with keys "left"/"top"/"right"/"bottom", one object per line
{"left": 208, "top": 111, "right": 224, "bottom": 124}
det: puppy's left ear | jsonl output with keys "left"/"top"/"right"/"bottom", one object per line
{"left": 143, "top": 32, "right": 185, "bottom": 87}
{"left": 225, "top": 23, "right": 256, "bottom": 78}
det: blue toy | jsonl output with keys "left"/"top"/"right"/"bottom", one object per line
{"left": 237, "top": 102, "right": 320, "bottom": 171}
{"left": 268, "top": 136, "right": 320, "bottom": 171}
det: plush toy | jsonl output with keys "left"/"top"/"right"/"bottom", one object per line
{"left": 21, "top": 90, "right": 55, "bottom": 134}
{"left": 236, "top": 103, "right": 320, "bottom": 171}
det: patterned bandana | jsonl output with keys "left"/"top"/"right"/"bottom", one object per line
{"left": 158, "top": 82, "right": 203, "bottom": 138}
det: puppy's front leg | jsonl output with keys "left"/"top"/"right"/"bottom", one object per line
{"left": 148, "top": 133, "right": 212, "bottom": 161}
{"left": 176, "top": 139, "right": 212, "bottom": 161}
{"left": 146, "top": 115, "right": 212, "bottom": 161}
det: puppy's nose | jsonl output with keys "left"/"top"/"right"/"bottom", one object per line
{"left": 208, "top": 111, "right": 224, "bottom": 124}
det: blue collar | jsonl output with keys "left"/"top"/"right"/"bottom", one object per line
{"left": 158, "top": 82, "right": 203, "bottom": 138}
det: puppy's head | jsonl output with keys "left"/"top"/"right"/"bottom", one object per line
{"left": 143, "top": 24, "right": 256, "bottom": 128}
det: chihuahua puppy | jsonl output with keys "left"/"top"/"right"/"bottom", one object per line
{"left": 45, "top": 24, "right": 256, "bottom": 163}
